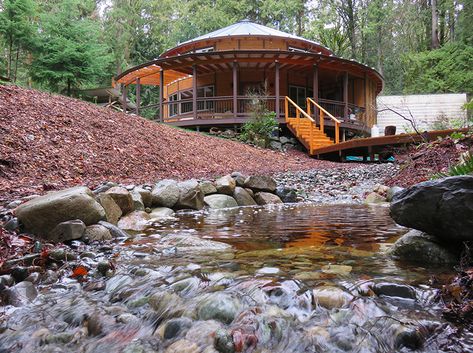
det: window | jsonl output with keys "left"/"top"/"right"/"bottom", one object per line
{"left": 180, "top": 90, "right": 193, "bottom": 114}
{"left": 169, "top": 93, "right": 179, "bottom": 116}
{"left": 168, "top": 85, "right": 215, "bottom": 116}
{"left": 195, "top": 46, "right": 214, "bottom": 54}
{"left": 289, "top": 85, "right": 307, "bottom": 109}
{"left": 197, "top": 85, "right": 214, "bottom": 111}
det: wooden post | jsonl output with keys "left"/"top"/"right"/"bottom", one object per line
{"left": 121, "top": 84, "right": 127, "bottom": 114}
{"left": 159, "top": 69, "right": 164, "bottom": 122}
{"left": 232, "top": 61, "right": 237, "bottom": 119}
{"left": 193, "top": 65, "right": 197, "bottom": 120}
{"left": 343, "top": 71, "right": 349, "bottom": 119}
{"left": 275, "top": 61, "right": 280, "bottom": 119}
{"left": 135, "top": 78, "right": 141, "bottom": 115}
{"left": 313, "top": 64, "right": 319, "bottom": 121}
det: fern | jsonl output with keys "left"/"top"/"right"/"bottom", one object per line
{"left": 432, "top": 152, "right": 473, "bottom": 179}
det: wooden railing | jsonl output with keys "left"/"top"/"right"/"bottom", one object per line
{"left": 307, "top": 97, "right": 341, "bottom": 144}
{"left": 285, "top": 96, "right": 319, "bottom": 154}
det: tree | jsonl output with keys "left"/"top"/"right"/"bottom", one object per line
{"left": 0, "top": 0, "right": 36, "bottom": 82}
{"left": 31, "top": 0, "right": 111, "bottom": 95}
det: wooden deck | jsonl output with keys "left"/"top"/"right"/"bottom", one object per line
{"left": 311, "top": 128, "right": 469, "bottom": 161}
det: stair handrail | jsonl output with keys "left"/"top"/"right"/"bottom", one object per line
{"left": 285, "top": 96, "right": 318, "bottom": 154}
{"left": 306, "top": 97, "right": 341, "bottom": 144}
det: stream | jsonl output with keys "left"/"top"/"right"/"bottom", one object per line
{"left": 1, "top": 203, "right": 471, "bottom": 352}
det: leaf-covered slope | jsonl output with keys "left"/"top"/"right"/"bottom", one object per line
{"left": 0, "top": 85, "right": 339, "bottom": 200}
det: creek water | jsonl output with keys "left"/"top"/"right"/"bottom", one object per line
{"left": 1, "top": 203, "right": 471, "bottom": 352}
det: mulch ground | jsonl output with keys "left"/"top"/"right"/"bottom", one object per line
{"left": 0, "top": 85, "right": 351, "bottom": 202}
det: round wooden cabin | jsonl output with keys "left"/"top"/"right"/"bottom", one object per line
{"left": 116, "top": 20, "right": 383, "bottom": 143}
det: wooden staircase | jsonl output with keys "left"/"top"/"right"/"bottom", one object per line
{"left": 285, "top": 97, "right": 341, "bottom": 156}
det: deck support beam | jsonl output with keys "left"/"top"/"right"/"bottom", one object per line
{"left": 343, "top": 71, "right": 349, "bottom": 119}
{"left": 232, "top": 61, "right": 238, "bottom": 119}
{"left": 159, "top": 70, "right": 164, "bottom": 122}
{"left": 275, "top": 61, "right": 280, "bottom": 119}
{"left": 135, "top": 78, "right": 141, "bottom": 115}
{"left": 121, "top": 84, "right": 127, "bottom": 114}
{"left": 193, "top": 65, "right": 197, "bottom": 120}
{"left": 313, "top": 64, "right": 319, "bottom": 120}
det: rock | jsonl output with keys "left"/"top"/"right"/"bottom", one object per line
{"left": 200, "top": 181, "right": 217, "bottom": 195}
{"left": 48, "top": 219, "right": 86, "bottom": 243}
{"left": 254, "top": 192, "right": 283, "bottom": 205}
{"left": 3, "top": 281, "right": 38, "bottom": 307}
{"left": 394, "top": 327, "right": 425, "bottom": 350}
{"left": 176, "top": 179, "right": 204, "bottom": 210}
{"left": 149, "top": 291, "right": 184, "bottom": 317}
{"left": 165, "top": 339, "right": 200, "bottom": 353}
{"left": 312, "top": 286, "right": 353, "bottom": 309}
{"left": 215, "top": 175, "right": 236, "bottom": 195}
{"left": 244, "top": 188, "right": 254, "bottom": 198}
{"left": 197, "top": 293, "right": 240, "bottom": 324}
{"left": 10, "top": 267, "right": 29, "bottom": 282}
{"left": 6, "top": 200, "right": 22, "bottom": 209}
{"left": 15, "top": 186, "right": 105, "bottom": 236}
{"left": 233, "top": 187, "right": 257, "bottom": 206}
{"left": 214, "top": 329, "right": 235, "bottom": 353}
{"left": 134, "top": 186, "right": 152, "bottom": 208}
{"left": 389, "top": 229, "right": 457, "bottom": 264}
{"left": 149, "top": 207, "right": 175, "bottom": 219}
{"left": 244, "top": 175, "right": 277, "bottom": 192}
{"left": 163, "top": 317, "right": 193, "bottom": 339}
{"left": 280, "top": 136, "right": 290, "bottom": 144}
{"left": 99, "top": 221, "right": 131, "bottom": 238}
{"left": 131, "top": 191, "right": 145, "bottom": 211}
{"left": 4, "top": 217, "right": 19, "bottom": 231}
{"left": 49, "top": 248, "right": 77, "bottom": 261}
{"left": 364, "top": 192, "right": 386, "bottom": 204}
{"left": 372, "top": 282, "right": 416, "bottom": 300}
{"left": 186, "top": 320, "right": 223, "bottom": 346}
{"left": 275, "top": 186, "right": 298, "bottom": 203}
{"left": 204, "top": 194, "right": 238, "bottom": 209}
{"left": 84, "top": 224, "right": 112, "bottom": 241}
{"left": 231, "top": 172, "right": 247, "bottom": 187}
{"left": 117, "top": 211, "right": 150, "bottom": 231}
{"left": 105, "top": 186, "right": 134, "bottom": 214}
{"left": 386, "top": 186, "right": 404, "bottom": 202}
{"left": 152, "top": 180, "right": 180, "bottom": 208}
{"left": 321, "top": 264, "right": 352, "bottom": 276}
{"left": 93, "top": 182, "right": 117, "bottom": 194}
{"left": 270, "top": 141, "right": 282, "bottom": 150}
{"left": 97, "top": 261, "right": 112, "bottom": 276}
{"left": 390, "top": 176, "right": 473, "bottom": 242}
{"left": 97, "top": 193, "right": 122, "bottom": 225}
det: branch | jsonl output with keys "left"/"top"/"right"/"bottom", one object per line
{"left": 376, "top": 106, "right": 428, "bottom": 142}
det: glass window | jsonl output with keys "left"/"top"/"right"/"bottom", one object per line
{"left": 197, "top": 85, "right": 214, "bottom": 111}
{"left": 169, "top": 93, "right": 178, "bottom": 116}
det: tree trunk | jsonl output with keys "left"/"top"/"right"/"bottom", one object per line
{"left": 431, "top": 0, "right": 440, "bottom": 49}
{"left": 439, "top": 5, "right": 446, "bottom": 45}
{"left": 13, "top": 47, "right": 20, "bottom": 83}
{"left": 448, "top": 0, "right": 455, "bottom": 41}
{"left": 7, "top": 34, "right": 13, "bottom": 80}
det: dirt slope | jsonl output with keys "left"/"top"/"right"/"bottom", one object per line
{"left": 0, "top": 85, "right": 341, "bottom": 200}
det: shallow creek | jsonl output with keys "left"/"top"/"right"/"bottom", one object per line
{"left": 2, "top": 203, "right": 472, "bottom": 352}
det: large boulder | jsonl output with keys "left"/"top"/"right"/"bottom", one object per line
{"left": 390, "top": 176, "right": 473, "bottom": 242}
{"left": 117, "top": 210, "right": 150, "bottom": 231}
{"left": 254, "top": 192, "right": 283, "bottom": 205}
{"left": 48, "top": 220, "right": 86, "bottom": 243}
{"left": 84, "top": 224, "right": 112, "bottom": 241}
{"left": 215, "top": 175, "right": 236, "bottom": 195}
{"left": 149, "top": 207, "right": 175, "bottom": 219}
{"left": 16, "top": 186, "right": 105, "bottom": 236}
{"left": 197, "top": 293, "right": 241, "bottom": 324}
{"left": 204, "top": 194, "right": 238, "bottom": 209}
{"left": 152, "top": 180, "right": 180, "bottom": 208}
{"left": 233, "top": 187, "right": 257, "bottom": 206}
{"left": 389, "top": 229, "right": 458, "bottom": 264}
{"left": 244, "top": 175, "right": 277, "bottom": 192}
{"left": 134, "top": 186, "right": 152, "bottom": 208}
{"left": 199, "top": 180, "right": 217, "bottom": 195}
{"left": 276, "top": 186, "right": 298, "bottom": 203}
{"left": 96, "top": 193, "right": 122, "bottom": 225}
{"left": 130, "top": 191, "right": 145, "bottom": 211}
{"left": 175, "top": 179, "right": 204, "bottom": 210}
{"left": 105, "top": 187, "right": 134, "bottom": 215}
{"left": 231, "top": 172, "right": 248, "bottom": 187}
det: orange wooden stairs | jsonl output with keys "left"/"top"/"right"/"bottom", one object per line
{"left": 284, "top": 96, "right": 341, "bottom": 156}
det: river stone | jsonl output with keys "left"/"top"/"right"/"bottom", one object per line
{"left": 99, "top": 221, "right": 131, "bottom": 238}
{"left": 149, "top": 207, "right": 175, "bottom": 219}
{"left": 214, "top": 329, "right": 235, "bottom": 353}
{"left": 204, "top": 194, "right": 238, "bottom": 209}
{"left": 254, "top": 192, "right": 283, "bottom": 205}
{"left": 372, "top": 282, "right": 416, "bottom": 300}
{"left": 131, "top": 191, "right": 145, "bottom": 211}
{"left": 233, "top": 187, "right": 257, "bottom": 206}
{"left": 215, "top": 175, "right": 236, "bottom": 195}
{"left": 149, "top": 291, "right": 185, "bottom": 317}
{"left": 390, "top": 176, "right": 473, "bottom": 242}
{"left": 321, "top": 264, "right": 352, "bottom": 276}
{"left": 312, "top": 286, "right": 353, "bottom": 309}
{"left": 4, "top": 281, "right": 38, "bottom": 307}
{"left": 165, "top": 339, "right": 200, "bottom": 353}
{"left": 176, "top": 179, "right": 204, "bottom": 210}
{"left": 48, "top": 219, "right": 86, "bottom": 243}
{"left": 200, "top": 180, "right": 217, "bottom": 195}
{"left": 231, "top": 172, "right": 247, "bottom": 187}
{"left": 386, "top": 186, "right": 404, "bottom": 202}
{"left": 117, "top": 211, "right": 150, "bottom": 231}
{"left": 105, "top": 186, "right": 134, "bottom": 215}
{"left": 244, "top": 175, "right": 277, "bottom": 192}
{"left": 84, "top": 224, "right": 112, "bottom": 241}
{"left": 389, "top": 229, "right": 458, "bottom": 264}
{"left": 16, "top": 186, "right": 105, "bottom": 236}
{"left": 197, "top": 293, "right": 240, "bottom": 324}
{"left": 163, "top": 317, "right": 193, "bottom": 340}
{"left": 364, "top": 192, "right": 386, "bottom": 204}
{"left": 134, "top": 186, "right": 152, "bottom": 208}
{"left": 152, "top": 180, "right": 180, "bottom": 208}
{"left": 276, "top": 186, "right": 298, "bottom": 203}
{"left": 186, "top": 320, "right": 223, "bottom": 347}
{"left": 97, "top": 193, "right": 122, "bottom": 225}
